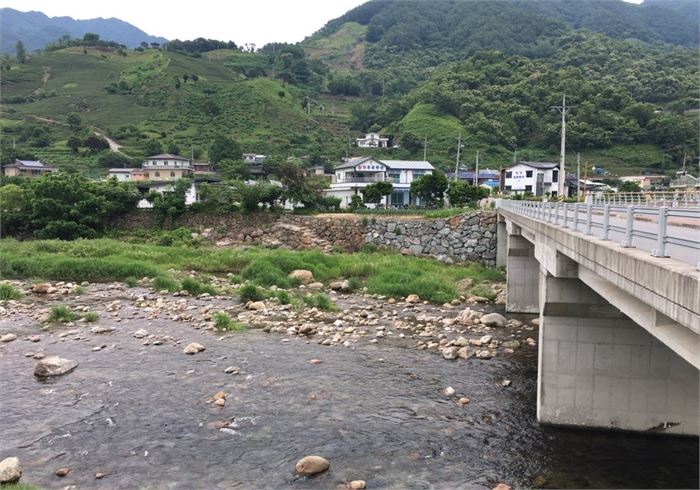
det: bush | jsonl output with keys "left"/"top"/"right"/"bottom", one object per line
{"left": 0, "top": 283, "right": 22, "bottom": 300}
{"left": 213, "top": 311, "right": 245, "bottom": 331}
{"left": 302, "top": 293, "right": 336, "bottom": 311}
{"left": 469, "top": 284, "right": 497, "bottom": 300}
{"left": 240, "top": 260, "right": 292, "bottom": 288}
{"left": 124, "top": 276, "right": 138, "bottom": 287}
{"left": 47, "top": 305, "right": 79, "bottom": 323}
{"left": 180, "top": 277, "right": 217, "bottom": 295}
{"left": 238, "top": 284, "right": 266, "bottom": 302}
{"left": 83, "top": 311, "right": 99, "bottom": 322}
{"left": 153, "top": 276, "right": 178, "bottom": 292}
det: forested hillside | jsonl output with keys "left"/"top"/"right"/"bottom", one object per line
{"left": 1, "top": 0, "right": 698, "bottom": 178}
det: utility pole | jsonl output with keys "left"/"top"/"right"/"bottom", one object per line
{"left": 552, "top": 93, "right": 574, "bottom": 198}
{"left": 576, "top": 152, "right": 581, "bottom": 200}
{"left": 474, "top": 150, "right": 480, "bottom": 186}
{"left": 423, "top": 137, "right": 427, "bottom": 161}
{"left": 271, "top": 44, "right": 276, "bottom": 81}
{"left": 513, "top": 148, "right": 517, "bottom": 165}
{"left": 454, "top": 131, "right": 462, "bottom": 182}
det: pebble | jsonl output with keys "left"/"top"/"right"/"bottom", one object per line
{"left": 95, "top": 472, "right": 107, "bottom": 479}
{"left": 34, "top": 357, "right": 78, "bottom": 377}
{"left": 493, "top": 484, "right": 512, "bottom": 490}
{"left": 501, "top": 379, "right": 512, "bottom": 387}
{"left": 458, "top": 397, "right": 471, "bottom": 405}
{"left": 0, "top": 457, "right": 21, "bottom": 484}
{"left": 308, "top": 359, "right": 323, "bottom": 365}
{"left": 133, "top": 329, "right": 148, "bottom": 339}
{"left": 348, "top": 481, "right": 367, "bottom": 489}
{"left": 55, "top": 467, "right": 71, "bottom": 477}
{"left": 444, "top": 386, "right": 456, "bottom": 396}
{"left": 224, "top": 366, "right": 239, "bottom": 374}
{"left": 0, "top": 333, "right": 17, "bottom": 343}
{"left": 295, "top": 455, "right": 330, "bottom": 476}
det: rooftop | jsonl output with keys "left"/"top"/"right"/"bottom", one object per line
{"left": 8, "top": 159, "right": 55, "bottom": 169}
{"left": 147, "top": 154, "right": 190, "bottom": 161}
{"left": 511, "top": 161, "right": 559, "bottom": 170}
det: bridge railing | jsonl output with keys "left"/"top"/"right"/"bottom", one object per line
{"left": 591, "top": 190, "right": 700, "bottom": 208}
{"left": 499, "top": 200, "right": 700, "bottom": 269}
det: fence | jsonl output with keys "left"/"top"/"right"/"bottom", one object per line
{"left": 591, "top": 191, "right": 699, "bottom": 208}
{"left": 499, "top": 200, "right": 700, "bottom": 268}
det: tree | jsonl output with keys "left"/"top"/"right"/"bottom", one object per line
{"left": 15, "top": 41, "right": 26, "bottom": 64}
{"left": 84, "top": 135, "right": 109, "bottom": 152}
{"left": 447, "top": 180, "right": 488, "bottom": 207}
{"left": 208, "top": 135, "right": 241, "bottom": 164}
{"left": 219, "top": 159, "right": 250, "bottom": 180}
{"left": 202, "top": 100, "right": 221, "bottom": 118}
{"left": 66, "top": 113, "right": 82, "bottom": 130}
{"left": 280, "top": 161, "right": 328, "bottom": 208}
{"left": 410, "top": 172, "right": 448, "bottom": 208}
{"left": 143, "top": 139, "right": 163, "bottom": 156}
{"left": 618, "top": 181, "right": 642, "bottom": 193}
{"left": 148, "top": 179, "right": 190, "bottom": 228}
{"left": 166, "top": 142, "right": 181, "bottom": 155}
{"left": 362, "top": 181, "right": 393, "bottom": 206}
{"left": 67, "top": 135, "right": 82, "bottom": 153}
{"left": 0, "top": 184, "right": 27, "bottom": 235}
{"left": 83, "top": 33, "right": 100, "bottom": 44}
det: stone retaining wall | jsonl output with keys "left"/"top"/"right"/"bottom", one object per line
{"left": 365, "top": 211, "right": 497, "bottom": 265}
{"left": 111, "top": 210, "right": 497, "bottom": 265}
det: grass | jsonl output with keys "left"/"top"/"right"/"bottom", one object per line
{"left": 47, "top": 305, "right": 79, "bottom": 323}
{"left": 3, "top": 484, "right": 42, "bottom": 490}
{"left": 180, "top": 277, "right": 218, "bottom": 296}
{"left": 83, "top": 311, "right": 99, "bottom": 322}
{"left": 302, "top": 293, "right": 337, "bottom": 311}
{"left": 73, "top": 286, "right": 85, "bottom": 295}
{"left": 0, "top": 238, "right": 505, "bottom": 304}
{"left": 124, "top": 276, "right": 138, "bottom": 287}
{"left": 213, "top": 311, "right": 246, "bottom": 331}
{"left": 0, "top": 283, "right": 22, "bottom": 300}
{"left": 424, "top": 207, "right": 478, "bottom": 219}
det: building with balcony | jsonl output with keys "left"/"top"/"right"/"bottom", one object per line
{"left": 327, "top": 156, "right": 434, "bottom": 208}
{"left": 503, "top": 161, "right": 562, "bottom": 197}
{"left": 356, "top": 132, "right": 389, "bottom": 149}
{"left": 142, "top": 154, "right": 193, "bottom": 181}
{"left": 3, "top": 159, "right": 57, "bottom": 178}
{"left": 107, "top": 168, "right": 147, "bottom": 182}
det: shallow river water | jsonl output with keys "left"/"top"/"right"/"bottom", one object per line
{"left": 0, "top": 287, "right": 698, "bottom": 489}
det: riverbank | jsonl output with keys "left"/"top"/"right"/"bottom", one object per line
{"left": 1, "top": 278, "right": 698, "bottom": 489}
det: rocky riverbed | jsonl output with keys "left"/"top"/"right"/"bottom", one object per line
{"left": 0, "top": 281, "right": 697, "bottom": 489}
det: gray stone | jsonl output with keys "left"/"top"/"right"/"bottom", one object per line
{"left": 0, "top": 457, "right": 21, "bottom": 484}
{"left": 34, "top": 357, "right": 78, "bottom": 377}
{"left": 481, "top": 312, "right": 507, "bottom": 327}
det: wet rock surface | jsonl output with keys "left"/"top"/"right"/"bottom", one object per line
{"left": 0, "top": 280, "right": 697, "bottom": 489}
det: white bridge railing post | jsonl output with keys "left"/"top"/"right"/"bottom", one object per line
{"left": 652, "top": 206, "right": 668, "bottom": 257}
{"left": 602, "top": 204, "right": 610, "bottom": 240}
{"left": 586, "top": 203, "right": 593, "bottom": 235}
{"left": 622, "top": 205, "right": 634, "bottom": 248}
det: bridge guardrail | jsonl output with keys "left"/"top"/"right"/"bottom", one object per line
{"left": 499, "top": 200, "right": 700, "bottom": 269}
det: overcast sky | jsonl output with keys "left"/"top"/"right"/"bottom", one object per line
{"left": 0, "top": 0, "right": 367, "bottom": 46}
{"left": 0, "top": 0, "right": 645, "bottom": 47}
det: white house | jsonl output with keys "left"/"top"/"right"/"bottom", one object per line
{"left": 503, "top": 161, "right": 561, "bottom": 197}
{"left": 243, "top": 153, "right": 267, "bottom": 164}
{"left": 356, "top": 132, "right": 389, "bottom": 148}
{"left": 142, "top": 154, "right": 192, "bottom": 181}
{"left": 326, "top": 156, "right": 434, "bottom": 208}
{"left": 107, "top": 168, "right": 147, "bottom": 182}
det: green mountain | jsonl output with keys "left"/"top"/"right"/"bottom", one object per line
{"left": 0, "top": 8, "right": 167, "bottom": 53}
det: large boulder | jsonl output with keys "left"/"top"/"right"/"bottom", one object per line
{"left": 289, "top": 270, "right": 314, "bottom": 284}
{"left": 32, "top": 283, "right": 51, "bottom": 294}
{"left": 34, "top": 357, "right": 78, "bottom": 377}
{"left": 183, "top": 342, "right": 205, "bottom": 354}
{"left": 329, "top": 280, "right": 351, "bottom": 292}
{"left": 295, "top": 455, "right": 329, "bottom": 476}
{"left": 405, "top": 294, "right": 420, "bottom": 304}
{"left": 480, "top": 312, "right": 506, "bottom": 327}
{"left": 0, "top": 457, "right": 21, "bottom": 484}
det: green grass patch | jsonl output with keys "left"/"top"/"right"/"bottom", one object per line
{"left": 124, "top": 276, "right": 138, "bottom": 287}
{"left": 213, "top": 311, "right": 245, "bottom": 331}
{"left": 180, "top": 277, "right": 217, "bottom": 296}
{"left": 238, "top": 284, "right": 266, "bottom": 302}
{"left": 302, "top": 292, "right": 337, "bottom": 311}
{"left": 83, "top": 311, "right": 99, "bottom": 322}
{"left": 73, "top": 286, "right": 85, "bottom": 295}
{"left": 153, "top": 276, "right": 178, "bottom": 292}
{"left": 47, "top": 305, "right": 79, "bottom": 323}
{"left": 424, "top": 207, "right": 476, "bottom": 219}
{"left": 0, "top": 283, "right": 22, "bottom": 300}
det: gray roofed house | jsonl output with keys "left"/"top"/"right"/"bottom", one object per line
{"left": 3, "top": 159, "right": 57, "bottom": 178}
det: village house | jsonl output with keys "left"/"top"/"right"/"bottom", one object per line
{"left": 327, "top": 156, "right": 434, "bottom": 208}
{"left": 135, "top": 181, "right": 199, "bottom": 209}
{"left": 447, "top": 169, "right": 501, "bottom": 190}
{"left": 619, "top": 174, "right": 668, "bottom": 190}
{"left": 193, "top": 161, "right": 217, "bottom": 176}
{"left": 107, "top": 168, "right": 146, "bottom": 182}
{"left": 3, "top": 159, "right": 57, "bottom": 178}
{"left": 355, "top": 132, "right": 389, "bottom": 149}
{"left": 142, "top": 154, "right": 193, "bottom": 181}
{"left": 502, "top": 161, "right": 563, "bottom": 197}
{"left": 243, "top": 153, "right": 267, "bottom": 164}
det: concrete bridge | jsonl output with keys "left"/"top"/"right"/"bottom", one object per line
{"left": 497, "top": 200, "right": 699, "bottom": 436}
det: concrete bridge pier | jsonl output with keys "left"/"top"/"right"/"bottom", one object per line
{"left": 505, "top": 224, "right": 539, "bottom": 313}
{"left": 537, "top": 272, "right": 700, "bottom": 436}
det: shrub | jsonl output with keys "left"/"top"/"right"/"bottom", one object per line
{"left": 73, "top": 286, "right": 85, "bottom": 295}
{"left": 347, "top": 277, "right": 362, "bottom": 292}
{"left": 124, "top": 276, "right": 138, "bottom": 287}
{"left": 240, "top": 260, "right": 292, "bottom": 288}
{"left": 302, "top": 293, "right": 336, "bottom": 311}
{"left": 0, "top": 283, "right": 22, "bottom": 300}
{"left": 273, "top": 290, "right": 291, "bottom": 304}
{"left": 238, "top": 284, "right": 266, "bottom": 302}
{"left": 213, "top": 311, "right": 246, "bottom": 331}
{"left": 180, "top": 277, "right": 217, "bottom": 295}
{"left": 153, "top": 276, "right": 178, "bottom": 292}
{"left": 83, "top": 311, "right": 99, "bottom": 322}
{"left": 47, "top": 305, "right": 79, "bottom": 323}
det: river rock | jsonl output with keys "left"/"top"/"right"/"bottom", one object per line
{"left": 34, "top": 356, "right": 78, "bottom": 377}
{"left": 32, "top": 283, "right": 51, "bottom": 294}
{"left": 289, "top": 270, "right": 314, "bottom": 284}
{"left": 456, "top": 278, "right": 474, "bottom": 294}
{"left": 0, "top": 457, "right": 21, "bottom": 483}
{"left": 405, "top": 294, "right": 420, "bottom": 304}
{"left": 454, "top": 336, "right": 469, "bottom": 347}
{"left": 183, "top": 342, "right": 205, "bottom": 354}
{"left": 55, "top": 467, "right": 71, "bottom": 477}
{"left": 444, "top": 386, "right": 456, "bottom": 396}
{"left": 329, "top": 280, "right": 350, "bottom": 292}
{"left": 133, "top": 329, "right": 148, "bottom": 339}
{"left": 295, "top": 455, "right": 329, "bottom": 476}
{"left": 501, "top": 339, "right": 521, "bottom": 349}
{"left": 458, "top": 397, "right": 470, "bottom": 405}
{"left": 308, "top": 282, "right": 324, "bottom": 290}
{"left": 91, "top": 326, "right": 115, "bottom": 334}
{"left": 348, "top": 481, "right": 366, "bottom": 489}
{"left": 493, "top": 484, "right": 512, "bottom": 490}
{"left": 441, "top": 346, "right": 459, "bottom": 360}
{"left": 480, "top": 313, "right": 506, "bottom": 327}
{"left": 0, "top": 333, "right": 17, "bottom": 343}
{"left": 247, "top": 301, "right": 266, "bottom": 311}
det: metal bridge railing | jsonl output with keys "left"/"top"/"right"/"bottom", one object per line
{"left": 499, "top": 200, "right": 700, "bottom": 269}
{"left": 591, "top": 191, "right": 700, "bottom": 208}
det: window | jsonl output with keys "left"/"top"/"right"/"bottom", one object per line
{"left": 155, "top": 171, "right": 160, "bottom": 177}
{"left": 505, "top": 185, "right": 512, "bottom": 191}
{"left": 170, "top": 171, "right": 175, "bottom": 177}
{"left": 505, "top": 171, "right": 512, "bottom": 178}
{"left": 552, "top": 170, "right": 559, "bottom": 182}
{"left": 525, "top": 185, "right": 532, "bottom": 192}
{"left": 526, "top": 170, "right": 533, "bottom": 178}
